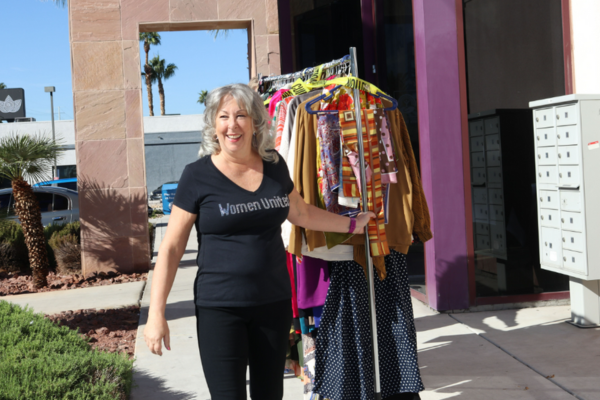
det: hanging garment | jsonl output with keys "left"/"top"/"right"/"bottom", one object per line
{"left": 302, "top": 332, "right": 318, "bottom": 399}
{"left": 376, "top": 112, "right": 398, "bottom": 184}
{"left": 313, "top": 251, "right": 424, "bottom": 400}
{"left": 290, "top": 96, "right": 433, "bottom": 275}
{"left": 275, "top": 97, "right": 294, "bottom": 151}
{"left": 282, "top": 92, "right": 323, "bottom": 251}
{"left": 339, "top": 109, "right": 389, "bottom": 258}
{"left": 296, "top": 255, "right": 330, "bottom": 309}
{"left": 287, "top": 252, "right": 299, "bottom": 319}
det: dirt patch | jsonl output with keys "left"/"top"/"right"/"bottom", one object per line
{"left": 46, "top": 306, "right": 140, "bottom": 359}
{"left": 0, "top": 271, "right": 148, "bottom": 296}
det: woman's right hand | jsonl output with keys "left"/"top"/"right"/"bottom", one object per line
{"left": 144, "top": 314, "right": 171, "bottom": 356}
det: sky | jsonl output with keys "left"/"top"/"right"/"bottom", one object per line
{"left": 1, "top": 0, "right": 250, "bottom": 122}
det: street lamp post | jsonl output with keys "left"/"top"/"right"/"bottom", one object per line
{"left": 44, "top": 86, "right": 57, "bottom": 179}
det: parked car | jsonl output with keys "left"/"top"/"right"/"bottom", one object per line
{"left": 150, "top": 181, "right": 178, "bottom": 200}
{"left": 34, "top": 177, "right": 153, "bottom": 216}
{"left": 33, "top": 177, "right": 78, "bottom": 191}
{"left": 0, "top": 186, "right": 79, "bottom": 227}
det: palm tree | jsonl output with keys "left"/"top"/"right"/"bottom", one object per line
{"left": 40, "top": 0, "right": 67, "bottom": 7}
{"left": 0, "top": 134, "right": 63, "bottom": 288}
{"left": 149, "top": 55, "right": 177, "bottom": 116}
{"left": 139, "top": 32, "right": 161, "bottom": 116}
{"left": 0, "top": 83, "right": 6, "bottom": 89}
{"left": 197, "top": 90, "right": 208, "bottom": 105}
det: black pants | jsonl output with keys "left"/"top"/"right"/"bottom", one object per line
{"left": 195, "top": 299, "right": 293, "bottom": 400}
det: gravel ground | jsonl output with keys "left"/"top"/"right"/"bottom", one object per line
{"left": 46, "top": 306, "right": 141, "bottom": 359}
{"left": 0, "top": 270, "right": 148, "bottom": 296}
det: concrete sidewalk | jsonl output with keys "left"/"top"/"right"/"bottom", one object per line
{"left": 4, "top": 213, "right": 596, "bottom": 399}
{"left": 414, "top": 301, "right": 600, "bottom": 400}
{"left": 132, "top": 215, "right": 600, "bottom": 400}
{"left": 1, "top": 280, "right": 145, "bottom": 315}
{"left": 130, "top": 216, "right": 600, "bottom": 400}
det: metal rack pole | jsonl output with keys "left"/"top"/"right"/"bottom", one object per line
{"left": 349, "top": 46, "right": 382, "bottom": 400}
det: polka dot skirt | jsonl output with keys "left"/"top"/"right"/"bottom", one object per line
{"left": 313, "top": 251, "right": 424, "bottom": 400}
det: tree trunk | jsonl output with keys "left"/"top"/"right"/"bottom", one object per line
{"left": 11, "top": 178, "right": 49, "bottom": 289}
{"left": 144, "top": 64, "right": 154, "bottom": 117}
{"left": 158, "top": 78, "right": 165, "bottom": 116}
{"left": 144, "top": 43, "right": 150, "bottom": 65}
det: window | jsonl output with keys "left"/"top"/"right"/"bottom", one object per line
{"left": 0, "top": 194, "right": 10, "bottom": 216}
{"left": 53, "top": 194, "right": 69, "bottom": 211}
{"left": 57, "top": 165, "right": 77, "bottom": 179}
{"left": 35, "top": 193, "right": 54, "bottom": 213}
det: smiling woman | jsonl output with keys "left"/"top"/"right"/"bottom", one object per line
{"left": 143, "top": 83, "right": 375, "bottom": 399}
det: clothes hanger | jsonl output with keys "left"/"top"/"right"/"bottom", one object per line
{"left": 305, "top": 80, "right": 398, "bottom": 115}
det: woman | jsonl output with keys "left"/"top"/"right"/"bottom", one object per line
{"left": 144, "top": 83, "right": 374, "bottom": 400}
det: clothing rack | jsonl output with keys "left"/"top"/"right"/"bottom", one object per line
{"left": 260, "top": 55, "right": 350, "bottom": 83}
{"left": 264, "top": 47, "right": 382, "bottom": 400}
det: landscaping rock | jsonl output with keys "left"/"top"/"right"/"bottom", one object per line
{"left": 0, "top": 270, "right": 148, "bottom": 296}
{"left": 46, "top": 306, "right": 140, "bottom": 359}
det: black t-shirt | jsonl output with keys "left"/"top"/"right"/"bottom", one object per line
{"left": 173, "top": 154, "right": 294, "bottom": 307}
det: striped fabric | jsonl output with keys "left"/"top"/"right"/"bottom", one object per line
{"left": 339, "top": 110, "right": 389, "bottom": 258}
{"left": 274, "top": 97, "right": 293, "bottom": 151}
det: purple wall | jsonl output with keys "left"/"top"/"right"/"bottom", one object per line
{"left": 412, "top": 0, "right": 470, "bottom": 310}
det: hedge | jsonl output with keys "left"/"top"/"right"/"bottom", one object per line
{"left": 0, "top": 301, "right": 133, "bottom": 399}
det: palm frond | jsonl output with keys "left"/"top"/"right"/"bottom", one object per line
{"left": 40, "top": 0, "right": 67, "bottom": 8}
{"left": 0, "top": 83, "right": 6, "bottom": 89}
{"left": 149, "top": 55, "right": 178, "bottom": 82}
{"left": 163, "top": 63, "right": 177, "bottom": 80}
{"left": 197, "top": 90, "right": 209, "bottom": 105}
{"left": 139, "top": 32, "right": 161, "bottom": 46}
{"left": 210, "top": 30, "right": 230, "bottom": 40}
{"left": 0, "top": 133, "right": 64, "bottom": 184}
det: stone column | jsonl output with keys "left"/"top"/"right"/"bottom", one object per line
{"left": 70, "top": 0, "right": 150, "bottom": 275}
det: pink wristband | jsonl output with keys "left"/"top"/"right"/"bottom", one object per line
{"left": 348, "top": 217, "right": 357, "bottom": 234}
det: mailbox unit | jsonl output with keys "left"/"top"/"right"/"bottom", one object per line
{"left": 530, "top": 94, "right": 600, "bottom": 280}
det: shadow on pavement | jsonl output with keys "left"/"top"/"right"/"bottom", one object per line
{"left": 164, "top": 300, "right": 196, "bottom": 321}
{"left": 131, "top": 369, "right": 199, "bottom": 400}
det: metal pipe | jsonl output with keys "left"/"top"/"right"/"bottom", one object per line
{"left": 49, "top": 92, "right": 57, "bottom": 179}
{"left": 350, "top": 46, "right": 382, "bottom": 399}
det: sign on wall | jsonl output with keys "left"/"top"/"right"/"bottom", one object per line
{"left": 0, "top": 88, "right": 26, "bottom": 121}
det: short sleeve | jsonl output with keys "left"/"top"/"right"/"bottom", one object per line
{"left": 276, "top": 153, "right": 295, "bottom": 195}
{"left": 173, "top": 164, "right": 200, "bottom": 214}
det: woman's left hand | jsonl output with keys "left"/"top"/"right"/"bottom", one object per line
{"left": 354, "top": 212, "right": 376, "bottom": 234}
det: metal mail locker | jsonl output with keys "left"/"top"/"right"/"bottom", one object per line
{"left": 530, "top": 94, "right": 600, "bottom": 280}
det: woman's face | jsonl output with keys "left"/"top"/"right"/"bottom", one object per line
{"left": 215, "top": 95, "right": 253, "bottom": 157}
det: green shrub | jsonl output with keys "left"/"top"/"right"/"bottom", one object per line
{"left": 49, "top": 222, "right": 82, "bottom": 275}
{"left": 48, "top": 222, "right": 81, "bottom": 249}
{"left": 0, "top": 221, "right": 28, "bottom": 273}
{"left": 43, "top": 223, "right": 68, "bottom": 271}
{"left": 0, "top": 301, "right": 134, "bottom": 399}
